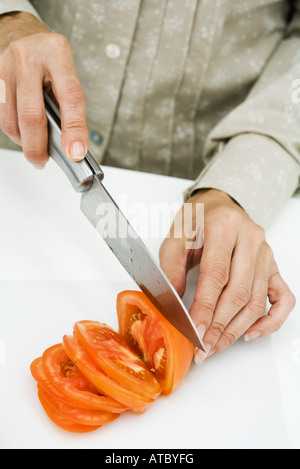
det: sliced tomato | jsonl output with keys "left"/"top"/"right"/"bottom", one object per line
{"left": 117, "top": 291, "right": 194, "bottom": 395}
{"left": 62, "top": 333, "right": 155, "bottom": 413}
{"left": 74, "top": 321, "right": 161, "bottom": 399}
{"left": 37, "top": 386, "right": 101, "bottom": 433}
{"left": 39, "top": 344, "right": 127, "bottom": 413}
{"left": 31, "top": 290, "right": 195, "bottom": 433}
{"left": 31, "top": 357, "right": 85, "bottom": 408}
{"left": 37, "top": 385, "right": 119, "bottom": 427}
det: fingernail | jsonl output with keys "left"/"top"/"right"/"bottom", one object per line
{"left": 244, "top": 331, "right": 261, "bottom": 342}
{"left": 194, "top": 352, "right": 204, "bottom": 367}
{"left": 32, "top": 162, "right": 46, "bottom": 170}
{"left": 207, "top": 348, "right": 216, "bottom": 358}
{"left": 197, "top": 324, "right": 206, "bottom": 339}
{"left": 69, "top": 142, "right": 86, "bottom": 161}
{"left": 194, "top": 344, "right": 211, "bottom": 367}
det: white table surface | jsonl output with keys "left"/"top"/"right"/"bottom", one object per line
{"left": 0, "top": 149, "right": 299, "bottom": 449}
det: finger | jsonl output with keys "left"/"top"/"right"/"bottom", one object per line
{"left": 211, "top": 242, "right": 272, "bottom": 355}
{"left": 189, "top": 222, "right": 236, "bottom": 341}
{"left": 198, "top": 227, "right": 264, "bottom": 358}
{"left": 159, "top": 236, "right": 189, "bottom": 298}
{"left": 160, "top": 204, "right": 204, "bottom": 297}
{"left": 244, "top": 261, "right": 296, "bottom": 341}
{"left": 0, "top": 73, "right": 21, "bottom": 145}
{"left": 45, "top": 35, "right": 88, "bottom": 161}
{"left": 17, "top": 65, "right": 48, "bottom": 167}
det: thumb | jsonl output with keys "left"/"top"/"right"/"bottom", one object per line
{"left": 159, "top": 237, "right": 189, "bottom": 298}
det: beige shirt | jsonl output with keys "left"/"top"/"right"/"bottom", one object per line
{"left": 0, "top": 0, "right": 300, "bottom": 228}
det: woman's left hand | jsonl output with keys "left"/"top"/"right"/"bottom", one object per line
{"left": 159, "top": 188, "right": 296, "bottom": 365}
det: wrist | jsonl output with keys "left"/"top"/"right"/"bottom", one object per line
{"left": 0, "top": 12, "right": 50, "bottom": 49}
{"left": 188, "top": 188, "right": 244, "bottom": 212}
{"left": 189, "top": 188, "right": 232, "bottom": 203}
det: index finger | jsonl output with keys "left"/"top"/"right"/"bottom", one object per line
{"left": 189, "top": 223, "right": 237, "bottom": 339}
{"left": 45, "top": 35, "right": 89, "bottom": 161}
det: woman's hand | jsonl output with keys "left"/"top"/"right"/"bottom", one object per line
{"left": 159, "top": 188, "right": 296, "bottom": 364}
{"left": 0, "top": 12, "right": 88, "bottom": 168}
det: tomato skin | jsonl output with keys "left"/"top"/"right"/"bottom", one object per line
{"left": 62, "top": 333, "right": 155, "bottom": 414}
{"left": 39, "top": 344, "right": 127, "bottom": 413}
{"left": 117, "top": 291, "right": 194, "bottom": 395}
{"left": 74, "top": 321, "right": 162, "bottom": 399}
{"left": 31, "top": 357, "right": 86, "bottom": 409}
{"left": 37, "top": 386, "right": 101, "bottom": 433}
{"left": 37, "top": 385, "right": 119, "bottom": 427}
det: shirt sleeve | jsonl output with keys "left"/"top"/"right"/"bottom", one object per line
{"left": 0, "top": 0, "right": 41, "bottom": 19}
{"left": 186, "top": 1, "right": 300, "bottom": 229}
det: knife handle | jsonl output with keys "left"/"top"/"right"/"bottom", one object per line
{"left": 44, "top": 91, "right": 104, "bottom": 192}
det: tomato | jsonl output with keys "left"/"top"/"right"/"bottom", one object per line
{"left": 30, "top": 290, "right": 195, "bottom": 433}
{"left": 74, "top": 321, "right": 162, "bottom": 399}
{"left": 31, "top": 357, "right": 85, "bottom": 409}
{"left": 39, "top": 344, "right": 127, "bottom": 413}
{"left": 62, "top": 333, "right": 155, "bottom": 413}
{"left": 37, "top": 385, "right": 119, "bottom": 427}
{"left": 117, "top": 291, "right": 194, "bottom": 395}
{"left": 37, "top": 386, "right": 101, "bottom": 433}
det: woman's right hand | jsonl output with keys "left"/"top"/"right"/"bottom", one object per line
{"left": 0, "top": 12, "right": 88, "bottom": 168}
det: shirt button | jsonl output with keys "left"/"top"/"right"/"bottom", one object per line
{"left": 105, "top": 43, "right": 121, "bottom": 59}
{"left": 90, "top": 131, "right": 103, "bottom": 146}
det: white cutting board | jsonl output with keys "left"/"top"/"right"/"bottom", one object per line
{"left": 0, "top": 150, "right": 299, "bottom": 449}
{"left": 0, "top": 280, "right": 288, "bottom": 449}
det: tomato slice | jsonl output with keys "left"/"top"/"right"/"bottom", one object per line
{"left": 37, "top": 386, "right": 101, "bottom": 433}
{"left": 39, "top": 344, "right": 127, "bottom": 413}
{"left": 31, "top": 357, "right": 86, "bottom": 409}
{"left": 37, "top": 384, "right": 119, "bottom": 427}
{"left": 117, "top": 291, "right": 194, "bottom": 395}
{"left": 74, "top": 321, "right": 162, "bottom": 399}
{"left": 62, "top": 333, "right": 155, "bottom": 413}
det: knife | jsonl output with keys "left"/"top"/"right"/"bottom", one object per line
{"left": 44, "top": 92, "right": 205, "bottom": 351}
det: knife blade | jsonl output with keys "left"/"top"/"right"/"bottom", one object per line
{"left": 44, "top": 92, "right": 205, "bottom": 351}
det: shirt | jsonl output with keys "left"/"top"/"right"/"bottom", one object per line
{"left": 0, "top": 0, "right": 300, "bottom": 228}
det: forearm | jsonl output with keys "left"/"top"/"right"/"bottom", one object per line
{"left": 187, "top": 4, "right": 300, "bottom": 228}
{"left": 186, "top": 133, "right": 300, "bottom": 229}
